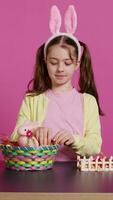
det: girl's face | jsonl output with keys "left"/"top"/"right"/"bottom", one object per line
{"left": 46, "top": 44, "right": 79, "bottom": 89}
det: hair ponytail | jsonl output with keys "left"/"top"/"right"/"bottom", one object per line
{"left": 27, "top": 44, "right": 51, "bottom": 95}
{"left": 79, "top": 41, "right": 104, "bottom": 116}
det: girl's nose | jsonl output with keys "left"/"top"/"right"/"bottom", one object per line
{"left": 57, "top": 62, "right": 64, "bottom": 72}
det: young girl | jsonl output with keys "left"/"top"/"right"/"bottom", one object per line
{"left": 10, "top": 5, "right": 103, "bottom": 160}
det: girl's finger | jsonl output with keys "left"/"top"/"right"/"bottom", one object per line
{"left": 56, "top": 133, "right": 69, "bottom": 144}
{"left": 65, "top": 138, "right": 74, "bottom": 145}
{"left": 47, "top": 128, "right": 52, "bottom": 145}
{"left": 35, "top": 127, "right": 52, "bottom": 145}
{"left": 39, "top": 128, "right": 44, "bottom": 145}
{"left": 53, "top": 129, "right": 66, "bottom": 141}
{"left": 35, "top": 128, "right": 40, "bottom": 140}
{"left": 59, "top": 135, "right": 71, "bottom": 144}
{"left": 43, "top": 128, "right": 48, "bottom": 145}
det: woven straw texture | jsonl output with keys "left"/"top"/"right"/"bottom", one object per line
{"left": 0, "top": 144, "right": 59, "bottom": 171}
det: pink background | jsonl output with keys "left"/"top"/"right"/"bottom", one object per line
{"left": 0, "top": 0, "right": 113, "bottom": 157}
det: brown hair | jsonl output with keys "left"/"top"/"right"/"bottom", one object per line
{"left": 27, "top": 36, "right": 104, "bottom": 116}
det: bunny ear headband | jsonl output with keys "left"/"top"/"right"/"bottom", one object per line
{"left": 44, "top": 5, "right": 81, "bottom": 62}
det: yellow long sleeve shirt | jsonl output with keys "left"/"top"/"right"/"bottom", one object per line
{"left": 10, "top": 92, "right": 102, "bottom": 156}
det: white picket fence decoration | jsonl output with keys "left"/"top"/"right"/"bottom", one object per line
{"left": 77, "top": 155, "right": 113, "bottom": 171}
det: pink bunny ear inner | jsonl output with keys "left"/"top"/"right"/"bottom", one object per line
{"left": 49, "top": 5, "right": 61, "bottom": 34}
{"left": 64, "top": 5, "right": 77, "bottom": 34}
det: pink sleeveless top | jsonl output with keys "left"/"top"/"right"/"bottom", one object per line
{"left": 43, "top": 88, "right": 84, "bottom": 161}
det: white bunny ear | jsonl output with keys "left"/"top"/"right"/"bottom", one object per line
{"left": 64, "top": 5, "right": 77, "bottom": 34}
{"left": 49, "top": 5, "right": 61, "bottom": 34}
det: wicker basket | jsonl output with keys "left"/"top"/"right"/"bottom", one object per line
{"left": 0, "top": 144, "right": 59, "bottom": 171}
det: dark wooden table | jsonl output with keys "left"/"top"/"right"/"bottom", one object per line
{"left": 0, "top": 160, "right": 113, "bottom": 200}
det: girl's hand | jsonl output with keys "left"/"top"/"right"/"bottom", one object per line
{"left": 35, "top": 127, "right": 52, "bottom": 145}
{"left": 53, "top": 129, "right": 75, "bottom": 145}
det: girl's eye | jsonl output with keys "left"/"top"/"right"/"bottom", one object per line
{"left": 65, "top": 62, "right": 72, "bottom": 66}
{"left": 50, "top": 62, "right": 57, "bottom": 65}
{"left": 49, "top": 61, "right": 72, "bottom": 66}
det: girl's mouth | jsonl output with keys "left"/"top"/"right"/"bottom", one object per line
{"left": 55, "top": 75, "right": 66, "bottom": 79}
